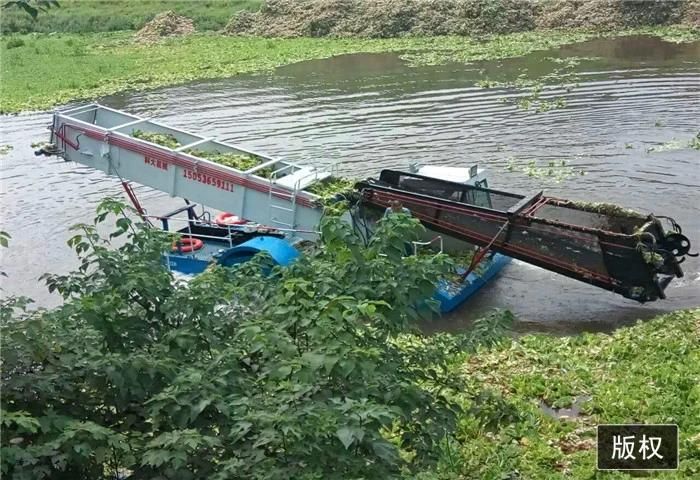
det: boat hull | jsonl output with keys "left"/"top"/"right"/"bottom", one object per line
{"left": 434, "top": 253, "right": 511, "bottom": 313}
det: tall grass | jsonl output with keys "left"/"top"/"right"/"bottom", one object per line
{"left": 0, "top": 0, "right": 262, "bottom": 34}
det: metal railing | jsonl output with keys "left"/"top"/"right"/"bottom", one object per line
{"left": 148, "top": 214, "right": 320, "bottom": 253}
{"left": 268, "top": 164, "right": 298, "bottom": 229}
{"left": 412, "top": 236, "right": 444, "bottom": 255}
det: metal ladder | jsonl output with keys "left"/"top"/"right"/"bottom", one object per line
{"left": 268, "top": 165, "right": 298, "bottom": 229}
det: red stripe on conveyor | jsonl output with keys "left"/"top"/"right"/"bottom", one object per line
{"left": 62, "top": 123, "right": 316, "bottom": 208}
{"left": 523, "top": 196, "right": 549, "bottom": 216}
{"left": 369, "top": 192, "right": 617, "bottom": 286}
{"left": 427, "top": 214, "right": 614, "bottom": 285}
{"left": 371, "top": 189, "right": 508, "bottom": 222}
{"left": 371, "top": 188, "right": 636, "bottom": 250}
{"left": 53, "top": 126, "right": 79, "bottom": 151}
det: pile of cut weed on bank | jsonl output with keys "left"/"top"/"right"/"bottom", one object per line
{"left": 134, "top": 11, "right": 195, "bottom": 44}
{"left": 225, "top": 0, "right": 698, "bottom": 38}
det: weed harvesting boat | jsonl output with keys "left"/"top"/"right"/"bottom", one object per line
{"left": 38, "top": 104, "right": 694, "bottom": 309}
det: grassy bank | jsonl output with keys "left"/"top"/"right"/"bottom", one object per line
{"left": 428, "top": 309, "right": 700, "bottom": 479}
{"left": 2, "top": 25, "right": 699, "bottom": 114}
{"left": 0, "top": 0, "right": 262, "bottom": 34}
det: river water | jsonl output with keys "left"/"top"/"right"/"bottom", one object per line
{"left": 1, "top": 36, "right": 698, "bottom": 333}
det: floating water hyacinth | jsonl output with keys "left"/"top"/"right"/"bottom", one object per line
{"left": 646, "top": 133, "right": 700, "bottom": 153}
{"left": 505, "top": 158, "right": 586, "bottom": 182}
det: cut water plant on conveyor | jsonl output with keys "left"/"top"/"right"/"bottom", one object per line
{"left": 306, "top": 176, "right": 356, "bottom": 213}
{"left": 184, "top": 148, "right": 272, "bottom": 178}
{"left": 564, "top": 200, "right": 646, "bottom": 219}
{"left": 131, "top": 129, "right": 181, "bottom": 149}
{"left": 131, "top": 130, "right": 271, "bottom": 176}
{"left": 306, "top": 176, "right": 355, "bottom": 200}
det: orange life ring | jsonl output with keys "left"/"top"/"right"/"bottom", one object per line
{"left": 215, "top": 212, "right": 246, "bottom": 226}
{"left": 172, "top": 237, "right": 204, "bottom": 253}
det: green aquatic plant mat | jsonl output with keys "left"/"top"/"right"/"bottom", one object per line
{"left": 306, "top": 177, "right": 356, "bottom": 201}
{"left": 564, "top": 200, "right": 646, "bottom": 219}
{"left": 131, "top": 129, "right": 181, "bottom": 149}
{"left": 184, "top": 148, "right": 272, "bottom": 177}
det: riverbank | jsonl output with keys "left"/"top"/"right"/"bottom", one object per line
{"left": 2, "top": 25, "right": 699, "bottom": 114}
{"left": 434, "top": 308, "right": 700, "bottom": 478}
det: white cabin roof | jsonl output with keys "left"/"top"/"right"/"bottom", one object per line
{"left": 416, "top": 165, "right": 484, "bottom": 185}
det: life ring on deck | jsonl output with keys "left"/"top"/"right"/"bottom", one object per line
{"left": 172, "top": 237, "right": 204, "bottom": 253}
{"left": 215, "top": 212, "right": 246, "bottom": 226}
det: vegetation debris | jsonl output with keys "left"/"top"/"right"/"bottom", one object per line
{"left": 184, "top": 149, "right": 272, "bottom": 177}
{"left": 306, "top": 176, "right": 355, "bottom": 200}
{"left": 477, "top": 56, "right": 585, "bottom": 112}
{"left": 646, "top": 132, "right": 700, "bottom": 152}
{"left": 128, "top": 132, "right": 273, "bottom": 177}
{"left": 225, "top": 0, "right": 697, "bottom": 38}
{"left": 131, "top": 129, "right": 181, "bottom": 149}
{"left": 506, "top": 158, "right": 586, "bottom": 182}
{"left": 536, "top": 0, "right": 686, "bottom": 29}
{"left": 134, "top": 10, "right": 195, "bottom": 43}
{"left": 564, "top": 200, "right": 646, "bottom": 219}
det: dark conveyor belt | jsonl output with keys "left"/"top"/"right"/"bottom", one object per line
{"left": 355, "top": 170, "right": 694, "bottom": 303}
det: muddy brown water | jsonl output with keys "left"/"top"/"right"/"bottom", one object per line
{"left": 1, "top": 36, "right": 698, "bottom": 334}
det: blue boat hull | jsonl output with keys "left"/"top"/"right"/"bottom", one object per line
{"left": 434, "top": 253, "right": 511, "bottom": 313}
{"left": 164, "top": 235, "right": 300, "bottom": 276}
{"left": 165, "top": 232, "right": 509, "bottom": 314}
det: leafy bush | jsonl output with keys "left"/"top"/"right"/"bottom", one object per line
{"left": 0, "top": 199, "right": 512, "bottom": 479}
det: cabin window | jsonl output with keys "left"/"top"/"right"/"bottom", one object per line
{"left": 470, "top": 180, "right": 492, "bottom": 208}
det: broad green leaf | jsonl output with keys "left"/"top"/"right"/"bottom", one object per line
{"left": 336, "top": 427, "right": 354, "bottom": 450}
{"left": 371, "top": 440, "right": 399, "bottom": 464}
{"left": 301, "top": 352, "right": 325, "bottom": 371}
{"left": 190, "top": 399, "right": 212, "bottom": 421}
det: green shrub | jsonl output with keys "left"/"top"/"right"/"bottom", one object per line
{"left": 0, "top": 199, "right": 513, "bottom": 479}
